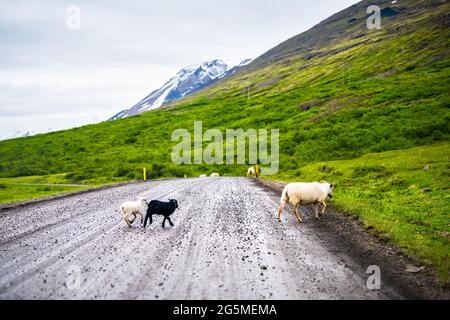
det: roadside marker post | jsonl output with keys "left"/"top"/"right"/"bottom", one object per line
{"left": 143, "top": 167, "right": 147, "bottom": 181}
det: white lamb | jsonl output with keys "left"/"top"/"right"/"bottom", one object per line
{"left": 120, "top": 197, "right": 147, "bottom": 227}
{"left": 199, "top": 174, "right": 207, "bottom": 178}
{"left": 210, "top": 172, "right": 220, "bottom": 177}
{"left": 247, "top": 167, "right": 256, "bottom": 177}
{"left": 277, "top": 181, "right": 336, "bottom": 223}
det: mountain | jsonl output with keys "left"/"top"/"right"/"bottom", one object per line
{"left": 0, "top": 131, "right": 33, "bottom": 141}
{"left": 251, "top": 0, "right": 448, "bottom": 69}
{"left": 109, "top": 59, "right": 252, "bottom": 120}
{"left": 219, "top": 58, "right": 253, "bottom": 78}
{"left": 0, "top": 128, "right": 55, "bottom": 141}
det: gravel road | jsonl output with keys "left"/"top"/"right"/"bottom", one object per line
{"left": 0, "top": 177, "right": 403, "bottom": 299}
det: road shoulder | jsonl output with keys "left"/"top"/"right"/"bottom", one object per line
{"left": 0, "top": 180, "right": 149, "bottom": 213}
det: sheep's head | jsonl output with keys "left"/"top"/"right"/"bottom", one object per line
{"left": 169, "top": 199, "right": 179, "bottom": 209}
{"left": 328, "top": 183, "right": 336, "bottom": 198}
{"left": 139, "top": 197, "right": 148, "bottom": 206}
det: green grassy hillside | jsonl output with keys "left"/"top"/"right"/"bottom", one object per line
{"left": 0, "top": 0, "right": 448, "bottom": 279}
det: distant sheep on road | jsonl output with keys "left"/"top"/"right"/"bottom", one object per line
{"left": 247, "top": 167, "right": 256, "bottom": 177}
{"left": 277, "top": 181, "right": 336, "bottom": 223}
{"left": 199, "top": 174, "right": 207, "bottom": 178}
{"left": 210, "top": 172, "right": 220, "bottom": 177}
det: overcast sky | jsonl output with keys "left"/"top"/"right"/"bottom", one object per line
{"left": 0, "top": 0, "right": 359, "bottom": 137}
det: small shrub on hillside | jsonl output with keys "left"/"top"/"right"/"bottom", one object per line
{"left": 126, "top": 171, "right": 139, "bottom": 180}
{"left": 352, "top": 165, "right": 386, "bottom": 178}
{"left": 65, "top": 172, "right": 75, "bottom": 180}
{"left": 318, "top": 165, "right": 334, "bottom": 173}
{"left": 390, "top": 176, "right": 406, "bottom": 186}
{"left": 124, "top": 137, "right": 137, "bottom": 144}
{"left": 10, "top": 167, "right": 35, "bottom": 177}
{"left": 65, "top": 173, "right": 86, "bottom": 183}
{"left": 168, "top": 168, "right": 185, "bottom": 178}
{"left": 375, "top": 169, "right": 393, "bottom": 178}
{"left": 150, "top": 163, "right": 166, "bottom": 178}
{"left": 115, "top": 168, "right": 130, "bottom": 177}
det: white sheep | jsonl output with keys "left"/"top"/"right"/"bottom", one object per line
{"left": 210, "top": 172, "right": 220, "bottom": 177}
{"left": 199, "top": 174, "right": 207, "bottom": 178}
{"left": 247, "top": 167, "right": 256, "bottom": 177}
{"left": 120, "top": 197, "right": 147, "bottom": 227}
{"left": 277, "top": 181, "right": 336, "bottom": 223}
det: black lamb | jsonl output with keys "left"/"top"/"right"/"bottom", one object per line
{"left": 144, "top": 199, "right": 179, "bottom": 228}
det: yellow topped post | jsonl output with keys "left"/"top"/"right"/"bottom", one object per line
{"left": 143, "top": 167, "right": 147, "bottom": 181}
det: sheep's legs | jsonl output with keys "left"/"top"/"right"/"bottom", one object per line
{"left": 320, "top": 202, "right": 327, "bottom": 216}
{"left": 135, "top": 213, "right": 144, "bottom": 225}
{"left": 315, "top": 205, "right": 320, "bottom": 219}
{"left": 293, "top": 204, "right": 303, "bottom": 223}
{"left": 143, "top": 213, "right": 153, "bottom": 228}
{"left": 124, "top": 215, "right": 132, "bottom": 227}
{"left": 277, "top": 200, "right": 286, "bottom": 222}
{"left": 162, "top": 217, "right": 174, "bottom": 228}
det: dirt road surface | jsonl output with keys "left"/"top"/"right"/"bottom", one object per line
{"left": 0, "top": 177, "right": 404, "bottom": 299}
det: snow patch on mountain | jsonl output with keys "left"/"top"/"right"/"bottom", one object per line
{"left": 0, "top": 130, "right": 33, "bottom": 141}
{"left": 109, "top": 58, "right": 252, "bottom": 120}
